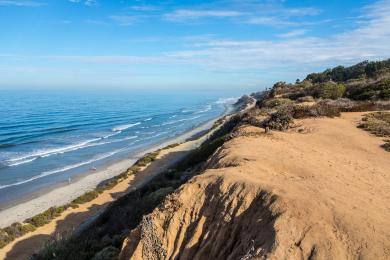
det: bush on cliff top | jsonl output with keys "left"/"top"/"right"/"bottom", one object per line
{"left": 358, "top": 112, "right": 390, "bottom": 137}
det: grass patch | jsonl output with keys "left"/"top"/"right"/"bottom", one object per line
{"left": 162, "top": 143, "right": 180, "bottom": 150}
{"left": 26, "top": 206, "right": 68, "bottom": 227}
{"left": 134, "top": 151, "right": 159, "bottom": 167}
{"left": 71, "top": 191, "right": 99, "bottom": 205}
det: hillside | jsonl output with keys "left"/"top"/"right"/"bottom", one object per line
{"left": 27, "top": 59, "right": 390, "bottom": 260}
{"left": 121, "top": 113, "right": 390, "bottom": 259}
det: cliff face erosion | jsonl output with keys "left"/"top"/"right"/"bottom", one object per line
{"left": 121, "top": 113, "right": 390, "bottom": 260}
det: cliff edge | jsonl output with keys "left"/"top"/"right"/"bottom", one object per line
{"left": 121, "top": 112, "right": 390, "bottom": 259}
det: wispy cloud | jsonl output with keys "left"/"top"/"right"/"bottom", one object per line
{"left": 277, "top": 29, "right": 307, "bottom": 38}
{"left": 0, "top": 0, "right": 43, "bottom": 7}
{"left": 2, "top": 0, "right": 390, "bottom": 88}
{"left": 164, "top": 9, "right": 244, "bottom": 21}
{"left": 7, "top": 0, "right": 390, "bottom": 72}
{"left": 246, "top": 17, "right": 298, "bottom": 26}
{"left": 84, "top": 0, "right": 96, "bottom": 7}
{"left": 68, "top": 0, "right": 97, "bottom": 7}
{"left": 85, "top": 19, "right": 108, "bottom": 25}
{"left": 130, "top": 5, "right": 159, "bottom": 11}
{"left": 109, "top": 15, "right": 137, "bottom": 26}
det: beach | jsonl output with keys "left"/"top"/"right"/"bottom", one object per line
{"left": 0, "top": 115, "right": 221, "bottom": 229}
{"left": 0, "top": 112, "right": 228, "bottom": 259}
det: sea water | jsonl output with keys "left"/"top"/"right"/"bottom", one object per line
{"left": 0, "top": 89, "right": 244, "bottom": 207}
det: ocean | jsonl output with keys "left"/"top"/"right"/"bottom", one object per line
{"left": 0, "top": 89, "right": 244, "bottom": 207}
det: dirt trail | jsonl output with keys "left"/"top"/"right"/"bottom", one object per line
{"left": 121, "top": 112, "right": 390, "bottom": 259}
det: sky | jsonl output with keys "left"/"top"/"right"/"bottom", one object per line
{"left": 0, "top": 0, "right": 390, "bottom": 90}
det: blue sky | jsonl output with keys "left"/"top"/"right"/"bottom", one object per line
{"left": 0, "top": 0, "right": 389, "bottom": 90}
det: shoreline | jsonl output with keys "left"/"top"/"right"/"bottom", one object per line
{"left": 0, "top": 114, "right": 222, "bottom": 228}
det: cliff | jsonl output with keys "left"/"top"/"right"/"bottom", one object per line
{"left": 121, "top": 113, "right": 390, "bottom": 259}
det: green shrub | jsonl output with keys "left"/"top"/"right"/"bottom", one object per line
{"left": 359, "top": 112, "right": 390, "bottom": 137}
{"left": 262, "top": 98, "right": 293, "bottom": 108}
{"left": 346, "top": 78, "right": 390, "bottom": 100}
{"left": 21, "top": 223, "right": 36, "bottom": 233}
{"left": 128, "top": 165, "right": 141, "bottom": 174}
{"left": 135, "top": 152, "right": 159, "bottom": 167}
{"left": 313, "top": 102, "right": 341, "bottom": 117}
{"left": 162, "top": 143, "right": 179, "bottom": 150}
{"left": 69, "top": 203, "right": 79, "bottom": 209}
{"left": 0, "top": 229, "right": 12, "bottom": 249}
{"left": 72, "top": 191, "right": 99, "bottom": 205}
{"left": 359, "top": 112, "right": 390, "bottom": 152}
{"left": 4, "top": 223, "right": 25, "bottom": 238}
{"left": 263, "top": 107, "right": 294, "bottom": 131}
{"left": 296, "top": 96, "right": 315, "bottom": 103}
{"left": 311, "top": 82, "right": 345, "bottom": 99}
{"left": 26, "top": 206, "right": 66, "bottom": 227}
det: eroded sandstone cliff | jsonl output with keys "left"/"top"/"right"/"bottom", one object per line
{"left": 121, "top": 113, "right": 390, "bottom": 260}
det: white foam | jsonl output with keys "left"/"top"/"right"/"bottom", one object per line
{"left": 149, "top": 131, "right": 169, "bottom": 138}
{"left": 112, "top": 122, "right": 141, "bottom": 132}
{"left": 6, "top": 157, "right": 37, "bottom": 167}
{"left": 143, "top": 118, "right": 153, "bottom": 121}
{"left": 162, "top": 115, "right": 202, "bottom": 126}
{"left": 121, "top": 135, "right": 138, "bottom": 141}
{"left": 215, "top": 97, "right": 239, "bottom": 105}
{"left": 102, "top": 131, "right": 121, "bottom": 139}
{"left": 5, "top": 138, "right": 102, "bottom": 165}
{"left": 195, "top": 104, "right": 212, "bottom": 114}
{"left": 0, "top": 149, "right": 124, "bottom": 190}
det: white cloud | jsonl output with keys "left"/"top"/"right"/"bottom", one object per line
{"left": 282, "top": 7, "right": 320, "bottom": 16}
{"left": 84, "top": 0, "right": 96, "bottom": 7}
{"left": 0, "top": 0, "right": 43, "bottom": 7}
{"left": 277, "top": 29, "right": 307, "bottom": 38}
{"left": 68, "top": 0, "right": 97, "bottom": 7}
{"left": 3, "top": 0, "right": 390, "bottom": 87}
{"left": 246, "top": 16, "right": 298, "bottom": 26}
{"left": 8, "top": 0, "right": 390, "bottom": 74}
{"left": 164, "top": 9, "right": 244, "bottom": 21}
{"left": 130, "top": 5, "right": 159, "bottom": 11}
{"left": 163, "top": 0, "right": 390, "bottom": 70}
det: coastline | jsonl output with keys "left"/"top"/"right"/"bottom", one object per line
{"left": 0, "top": 113, "right": 223, "bottom": 228}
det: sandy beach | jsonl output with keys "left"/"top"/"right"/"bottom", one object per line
{"left": 0, "top": 113, "right": 225, "bottom": 259}
{"left": 0, "top": 116, "right": 220, "bottom": 229}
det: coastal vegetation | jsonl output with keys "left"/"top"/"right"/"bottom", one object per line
{"left": 32, "top": 115, "right": 238, "bottom": 260}
{"left": 1, "top": 59, "right": 389, "bottom": 258}
{"left": 359, "top": 112, "right": 390, "bottom": 151}
{"left": 0, "top": 144, "right": 177, "bottom": 250}
{"left": 30, "top": 59, "right": 390, "bottom": 259}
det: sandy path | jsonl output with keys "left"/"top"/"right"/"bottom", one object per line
{"left": 0, "top": 118, "right": 221, "bottom": 260}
